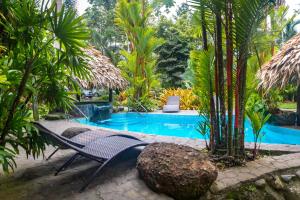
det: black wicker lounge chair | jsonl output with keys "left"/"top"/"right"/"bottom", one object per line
{"left": 34, "top": 122, "right": 148, "bottom": 192}
{"left": 45, "top": 128, "right": 117, "bottom": 160}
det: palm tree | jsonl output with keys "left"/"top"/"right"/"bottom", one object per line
{"left": 190, "top": 0, "right": 274, "bottom": 157}
{"left": 115, "top": 0, "right": 164, "bottom": 111}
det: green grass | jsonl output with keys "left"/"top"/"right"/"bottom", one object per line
{"left": 278, "top": 102, "right": 296, "bottom": 110}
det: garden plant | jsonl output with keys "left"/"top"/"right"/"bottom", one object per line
{"left": 0, "top": 0, "right": 90, "bottom": 172}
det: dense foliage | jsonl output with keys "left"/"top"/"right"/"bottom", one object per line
{"left": 246, "top": 5, "right": 298, "bottom": 112}
{"left": 155, "top": 18, "right": 190, "bottom": 88}
{"left": 0, "top": 0, "right": 90, "bottom": 172}
{"left": 159, "top": 88, "right": 199, "bottom": 110}
{"left": 1, "top": 0, "right": 299, "bottom": 172}
{"left": 85, "top": 0, "right": 124, "bottom": 64}
{"left": 115, "top": 0, "right": 164, "bottom": 111}
{"left": 190, "top": 0, "right": 275, "bottom": 158}
{"left": 246, "top": 107, "right": 271, "bottom": 159}
{"left": 64, "top": 0, "right": 77, "bottom": 10}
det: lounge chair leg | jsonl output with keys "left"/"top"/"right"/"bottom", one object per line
{"left": 79, "top": 160, "right": 109, "bottom": 192}
{"left": 55, "top": 153, "right": 79, "bottom": 176}
{"left": 46, "top": 148, "right": 60, "bottom": 161}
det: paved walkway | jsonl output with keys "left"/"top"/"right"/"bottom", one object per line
{"left": 212, "top": 152, "right": 300, "bottom": 193}
{"left": 0, "top": 146, "right": 172, "bottom": 200}
{"left": 1, "top": 119, "right": 300, "bottom": 200}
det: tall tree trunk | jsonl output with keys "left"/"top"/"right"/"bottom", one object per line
{"left": 216, "top": 10, "right": 226, "bottom": 148}
{"left": 238, "top": 59, "right": 247, "bottom": 156}
{"left": 234, "top": 64, "right": 241, "bottom": 156}
{"left": 201, "top": 7, "right": 208, "bottom": 50}
{"left": 225, "top": 0, "right": 233, "bottom": 155}
{"left": 32, "top": 94, "right": 39, "bottom": 121}
{"left": 214, "top": 41, "right": 220, "bottom": 146}
{"left": 201, "top": 7, "right": 218, "bottom": 152}
{"left": 234, "top": 49, "right": 247, "bottom": 157}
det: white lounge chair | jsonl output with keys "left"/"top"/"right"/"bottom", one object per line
{"left": 163, "top": 96, "right": 180, "bottom": 113}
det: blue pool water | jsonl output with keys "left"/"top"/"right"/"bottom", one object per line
{"left": 74, "top": 113, "right": 300, "bottom": 145}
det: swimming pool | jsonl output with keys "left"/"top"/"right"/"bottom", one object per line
{"left": 75, "top": 112, "right": 300, "bottom": 145}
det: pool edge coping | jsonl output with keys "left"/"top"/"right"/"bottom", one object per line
{"left": 40, "top": 119, "right": 300, "bottom": 153}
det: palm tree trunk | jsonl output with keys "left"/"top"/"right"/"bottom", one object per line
{"left": 234, "top": 50, "right": 247, "bottom": 157}
{"left": 209, "top": 92, "right": 218, "bottom": 152}
{"left": 201, "top": 7, "right": 208, "bottom": 50}
{"left": 225, "top": 0, "right": 233, "bottom": 155}
{"left": 200, "top": 8, "right": 217, "bottom": 152}
{"left": 216, "top": 10, "right": 226, "bottom": 147}
{"left": 214, "top": 44, "right": 220, "bottom": 146}
{"left": 238, "top": 60, "right": 247, "bottom": 155}
{"left": 32, "top": 94, "right": 39, "bottom": 121}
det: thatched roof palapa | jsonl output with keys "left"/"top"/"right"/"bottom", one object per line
{"left": 77, "top": 47, "right": 128, "bottom": 90}
{"left": 258, "top": 33, "right": 300, "bottom": 90}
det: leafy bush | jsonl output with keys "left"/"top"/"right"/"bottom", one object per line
{"left": 196, "top": 113, "right": 210, "bottom": 149}
{"left": 117, "top": 91, "right": 128, "bottom": 106}
{"left": 115, "top": 0, "right": 163, "bottom": 112}
{"left": 0, "top": 1, "right": 89, "bottom": 172}
{"left": 246, "top": 108, "right": 271, "bottom": 159}
{"left": 159, "top": 88, "right": 199, "bottom": 110}
{"left": 246, "top": 92, "right": 271, "bottom": 159}
{"left": 155, "top": 21, "right": 190, "bottom": 88}
{"left": 246, "top": 93, "right": 268, "bottom": 113}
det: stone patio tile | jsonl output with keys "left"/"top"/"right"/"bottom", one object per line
{"left": 2, "top": 119, "right": 300, "bottom": 199}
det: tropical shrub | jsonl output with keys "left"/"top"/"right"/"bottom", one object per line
{"left": 264, "top": 90, "right": 284, "bottom": 113}
{"left": 246, "top": 93, "right": 269, "bottom": 113}
{"left": 115, "top": 0, "right": 164, "bottom": 112}
{"left": 189, "top": 0, "right": 274, "bottom": 158}
{"left": 196, "top": 114, "right": 210, "bottom": 150}
{"left": 159, "top": 88, "right": 199, "bottom": 110}
{"left": 190, "top": 47, "right": 216, "bottom": 152}
{"left": 0, "top": 0, "right": 90, "bottom": 172}
{"left": 246, "top": 108, "right": 271, "bottom": 159}
{"left": 117, "top": 91, "right": 128, "bottom": 106}
{"left": 190, "top": 48, "right": 215, "bottom": 112}
{"left": 155, "top": 19, "right": 190, "bottom": 88}
{"left": 281, "top": 85, "right": 297, "bottom": 102}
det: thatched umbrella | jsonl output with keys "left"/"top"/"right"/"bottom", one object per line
{"left": 257, "top": 33, "right": 300, "bottom": 125}
{"left": 76, "top": 47, "right": 128, "bottom": 101}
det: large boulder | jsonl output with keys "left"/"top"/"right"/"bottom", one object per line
{"left": 136, "top": 143, "right": 218, "bottom": 200}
